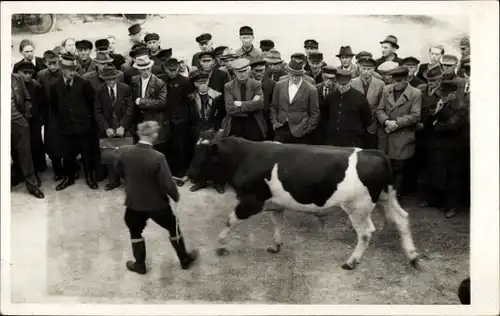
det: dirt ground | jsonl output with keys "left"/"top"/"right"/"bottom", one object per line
{"left": 9, "top": 15, "right": 469, "bottom": 305}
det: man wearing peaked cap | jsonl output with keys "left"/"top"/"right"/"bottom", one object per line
{"left": 306, "top": 52, "right": 326, "bottom": 84}
{"left": 128, "top": 23, "right": 143, "bottom": 43}
{"left": 259, "top": 39, "right": 275, "bottom": 53}
{"left": 214, "top": 46, "right": 228, "bottom": 68}
{"left": 270, "top": 59, "right": 320, "bottom": 145}
{"left": 197, "top": 50, "right": 230, "bottom": 96}
{"left": 304, "top": 39, "right": 319, "bottom": 57}
{"left": 221, "top": 57, "right": 267, "bottom": 145}
{"left": 336, "top": 46, "right": 359, "bottom": 78}
{"left": 375, "top": 63, "right": 422, "bottom": 199}
{"left": 236, "top": 25, "right": 263, "bottom": 64}
{"left": 440, "top": 54, "right": 460, "bottom": 80}
{"left": 191, "top": 33, "right": 214, "bottom": 69}
{"left": 250, "top": 58, "right": 276, "bottom": 140}
{"left": 350, "top": 56, "right": 385, "bottom": 149}
{"left": 75, "top": 39, "right": 94, "bottom": 75}
{"left": 402, "top": 56, "right": 425, "bottom": 88}
{"left": 376, "top": 35, "right": 403, "bottom": 72}
{"left": 156, "top": 57, "right": 194, "bottom": 185}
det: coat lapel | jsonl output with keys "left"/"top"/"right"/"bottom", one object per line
{"left": 291, "top": 80, "right": 306, "bottom": 104}
{"left": 284, "top": 80, "right": 291, "bottom": 104}
{"left": 388, "top": 84, "right": 411, "bottom": 111}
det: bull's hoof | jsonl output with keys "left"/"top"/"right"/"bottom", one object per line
{"left": 216, "top": 248, "right": 229, "bottom": 257}
{"left": 266, "top": 243, "right": 283, "bottom": 253}
{"left": 341, "top": 262, "right": 357, "bottom": 270}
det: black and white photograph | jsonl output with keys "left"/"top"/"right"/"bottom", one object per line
{"left": 1, "top": 1, "right": 499, "bottom": 315}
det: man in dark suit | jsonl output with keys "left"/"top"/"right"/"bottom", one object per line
{"left": 13, "top": 39, "right": 46, "bottom": 79}
{"left": 122, "top": 43, "right": 147, "bottom": 86}
{"left": 306, "top": 52, "right": 326, "bottom": 84}
{"left": 106, "top": 35, "right": 126, "bottom": 71}
{"left": 325, "top": 69, "right": 372, "bottom": 148}
{"left": 416, "top": 44, "right": 444, "bottom": 83}
{"left": 75, "top": 39, "right": 94, "bottom": 76}
{"left": 311, "top": 65, "right": 337, "bottom": 145}
{"left": 16, "top": 61, "right": 47, "bottom": 174}
{"left": 116, "top": 121, "right": 198, "bottom": 274}
{"left": 36, "top": 50, "right": 64, "bottom": 181}
{"left": 221, "top": 58, "right": 267, "bottom": 141}
{"left": 11, "top": 72, "right": 45, "bottom": 199}
{"left": 83, "top": 52, "right": 125, "bottom": 92}
{"left": 250, "top": 59, "right": 276, "bottom": 140}
{"left": 158, "top": 58, "right": 194, "bottom": 185}
{"left": 50, "top": 54, "right": 98, "bottom": 191}
{"left": 279, "top": 53, "right": 316, "bottom": 85}
{"left": 94, "top": 66, "right": 133, "bottom": 190}
{"left": 128, "top": 52, "right": 168, "bottom": 155}
{"left": 263, "top": 49, "right": 286, "bottom": 82}
{"left": 191, "top": 33, "right": 214, "bottom": 69}
{"left": 270, "top": 60, "right": 320, "bottom": 144}
{"left": 198, "top": 51, "right": 230, "bottom": 95}
{"left": 144, "top": 32, "right": 172, "bottom": 75}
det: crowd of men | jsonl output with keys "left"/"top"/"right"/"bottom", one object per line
{"left": 11, "top": 23, "right": 471, "bottom": 219}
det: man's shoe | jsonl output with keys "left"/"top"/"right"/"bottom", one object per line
{"left": 28, "top": 188, "right": 45, "bottom": 199}
{"left": 55, "top": 178, "right": 75, "bottom": 191}
{"left": 214, "top": 184, "right": 225, "bottom": 194}
{"left": 189, "top": 182, "right": 207, "bottom": 192}
{"left": 104, "top": 181, "right": 120, "bottom": 191}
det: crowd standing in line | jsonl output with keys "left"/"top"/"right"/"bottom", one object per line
{"left": 11, "top": 24, "right": 470, "bottom": 220}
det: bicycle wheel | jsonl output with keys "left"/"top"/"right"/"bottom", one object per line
{"left": 25, "top": 14, "right": 55, "bottom": 34}
{"left": 122, "top": 14, "right": 149, "bottom": 25}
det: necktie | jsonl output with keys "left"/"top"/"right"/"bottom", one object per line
{"left": 240, "top": 82, "right": 247, "bottom": 101}
{"left": 110, "top": 87, "right": 116, "bottom": 105}
{"left": 65, "top": 79, "right": 71, "bottom": 90}
{"left": 324, "top": 86, "right": 329, "bottom": 98}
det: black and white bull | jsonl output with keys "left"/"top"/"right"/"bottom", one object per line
{"left": 186, "top": 130, "right": 420, "bottom": 270}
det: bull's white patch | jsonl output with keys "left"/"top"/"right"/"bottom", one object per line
{"left": 264, "top": 148, "right": 373, "bottom": 214}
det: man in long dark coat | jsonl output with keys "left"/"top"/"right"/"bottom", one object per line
{"left": 250, "top": 59, "right": 276, "bottom": 140}
{"left": 311, "top": 65, "right": 337, "bottom": 145}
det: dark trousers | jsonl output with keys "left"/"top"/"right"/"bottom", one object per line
{"left": 61, "top": 133, "right": 95, "bottom": 179}
{"left": 29, "top": 119, "right": 46, "bottom": 172}
{"left": 11, "top": 117, "right": 38, "bottom": 190}
{"left": 124, "top": 207, "right": 179, "bottom": 240}
{"left": 229, "top": 116, "right": 264, "bottom": 142}
{"left": 274, "top": 122, "right": 311, "bottom": 144}
{"left": 391, "top": 158, "right": 411, "bottom": 195}
{"left": 165, "top": 122, "right": 191, "bottom": 178}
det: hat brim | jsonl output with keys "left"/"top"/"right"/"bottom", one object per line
{"left": 284, "top": 64, "right": 306, "bottom": 75}
{"left": 99, "top": 74, "right": 119, "bottom": 80}
{"left": 379, "top": 41, "right": 400, "bottom": 49}
{"left": 264, "top": 57, "right": 283, "bottom": 64}
{"left": 133, "top": 60, "right": 155, "bottom": 69}
{"left": 95, "top": 58, "right": 114, "bottom": 64}
{"left": 336, "top": 54, "right": 355, "bottom": 58}
{"left": 61, "top": 64, "right": 78, "bottom": 70}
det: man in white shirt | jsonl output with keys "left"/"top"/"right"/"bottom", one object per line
{"left": 270, "top": 60, "right": 319, "bottom": 144}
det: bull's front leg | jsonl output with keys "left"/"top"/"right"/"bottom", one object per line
{"left": 216, "top": 195, "right": 264, "bottom": 256}
{"left": 267, "top": 209, "right": 284, "bottom": 253}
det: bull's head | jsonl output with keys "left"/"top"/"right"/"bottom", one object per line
{"left": 186, "top": 129, "right": 226, "bottom": 183}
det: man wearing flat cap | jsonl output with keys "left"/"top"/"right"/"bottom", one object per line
{"left": 440, "top": 54, "right": 460, "bottom": 81}
{"left": 270, "top": 60, "right": 320, "bottom": 144}
{"left": 375, "top": 35, "right": 403, "bottom": 73}
{"left": 354, "top": 51, "right": 383, "bottom": 80}
{"left": 424, "top": 79, "right": 468, "bottom": 218}
{"left": 15, "top": 61, "right": 47, "bottom": 176}
{"left": 11, "top": 71, "right": 45, "bottom": 199}
{"left": 325, "top": 69, "right": 372, "bottom": 148}
{"left": 402, "top": 57, "right": 425, "bottom": 88}
{"left": 218, "top": 48, "right": 239, "bottom": 81}
{"left": 306, "top": 52, "right": 326, "bottom": 84}
{"left": 125, "top": 24, "right": 145, "bottom": 66}
{"left": 158, "top": 58, "right": 194, "bottom": 185}
{"left": 198, "top": 50, "right": 230, "bottom": 96}
{"left": 94, "top": 65, "right": 133, "bottom": 190}
{"left": 236, "top": 26, "right": 263, "bottom": 64}
{"left": 186, "top": 70, "right": 225, "bottom": 193}
{"left": 260, "top": 39, "right": 275, "bottom": 53}
{"left": 351, "top": 56, "right": 386, "bottom": 149}
{"left": 376, "top": 66, "right": 422, "bottom": 199}
{"left": 75, "top": 39, "right": 94, "bottom": 75}
{"left": 250, "top": 59, "right": 276, "bottom": 140}
{"left": 377, "top": 61, "right": 400, "bottom": 84}
{"left": 115, "top": 120, "right": 198, "bottom": 274}
{"left": 50, "top": 53, "right": 99, "bottom": 191}
{"left": 336, "top": 46, "right": 359, "bottom": 78}
{"left": 222, "top": 58, "right": 267, "bottom": 142}
{"left": 191, "top": 33, "right": 214, "bottom": 69}
{"left": 457, "top": 36, "right": 470, "bottom": 78}
{"left": 263, "top": 49, "right": 287, "bottom": 82}
{"left": 311, "top": 65, "right": 337, "bottom": 145}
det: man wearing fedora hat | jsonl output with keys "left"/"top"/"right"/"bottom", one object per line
{"left": 123, "top": 43, "right": 147, "bottom": 86}
{"left": 457, "top": 36, "right": 470, "bottom": 78}
{"left": 218, "top": 48, "right": 239, "bottom": 81}
{"left": 83, "top": 51, "right": 125, "bottom": 92}
{"left": 324, "top": 69, "right": 372, "bottom": 148}
{"left": 128, "top": 52, "right": 168, "bottom": 155}
{"left": 236, "top": 26, "right": 263, "bottom": 64}
{"left": 270, "top": 59, "right": 319, "bottom": 144}
{"left": 16, "top": 61, "right": 47, "bottom": 176}
{"left": 50, "top": 53, "right": 99, "bottom": 191}
{"left": 157, "top": 58, "right": 194, "bottom": 185}
{"left": 198, "top": 50, "right": 230, "bottom": 97}
{"left": 351, "top": 56, "right": 386, "bottom": 149}
{"left": 263, "top": 49, "right": 286, "bottom": 82}
{"left": 250, "top": 58, "right": 276, "bottom": 140}
{"left": 336, "top": 46, "right": 359, "bottom": 78}
{"left": 279, "top": 53, "right": 316, "bottom": 85}
{"left": 191, "top": 33, "right": 215, "bottom": 69}
{"left": 75, "top": 39, "right": 94, "bottom": 75}
{"left": 94, "top": 66, "right": 133, "bottom": 191}
{"left": 306, "top": 52, "right": 326, "bottom": 84}
{"left": 423, "top": 79, "right": 468, "bottom": 218}
{"left": 376, "top": 66, "right": 422, "bottom": 199}
{"left": 221, "top": 58, "right": 267, "bottom": 142}
{"left": 11, "top": 71, "right": 45, "bottom": 199}
{"left": 311, "top": 65, "right": 337, "bottom": 145}
{"left": 186, "top": 70, "right": 226, "bottom": 193}
{"left": 375, "top": 35, "right": 403, "bottom": 72}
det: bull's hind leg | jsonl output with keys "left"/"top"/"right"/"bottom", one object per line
{"left": 216, "top": 195, "right": 264, "bottom": 256}
{"left": 341, "top": 201, "right": 376, "bottom": 270}
{"left": 267, "top": 209, "right": 284, "bottom": 253}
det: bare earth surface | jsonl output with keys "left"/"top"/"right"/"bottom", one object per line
{"left": 10, "top": 15, "right": 469, "bottom": 305}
